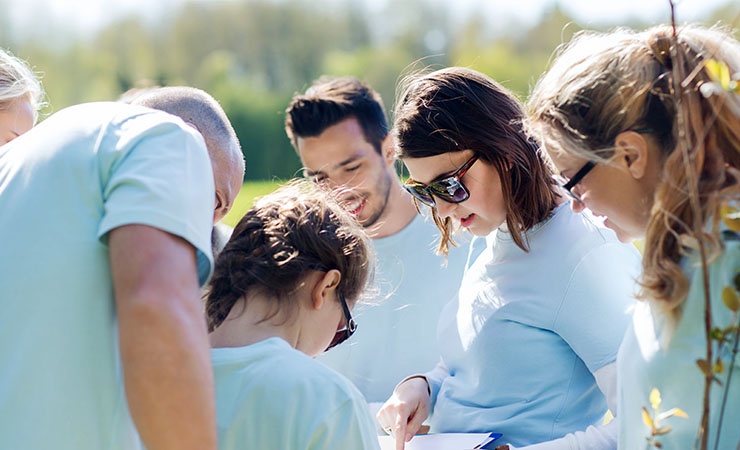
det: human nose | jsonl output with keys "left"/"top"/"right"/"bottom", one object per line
{"left": 570, "top": 198, "right": 586, "bottom": 213}
{"left": 434, "top": 197, "right": 456, "bottom": 219}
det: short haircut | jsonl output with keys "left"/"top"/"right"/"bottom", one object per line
{"left": 285, "top": 76, "right": 388, "bottom": 154}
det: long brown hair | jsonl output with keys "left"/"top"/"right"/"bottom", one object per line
{"left": 394, "top": 66, "right": 559, "bottom": 254}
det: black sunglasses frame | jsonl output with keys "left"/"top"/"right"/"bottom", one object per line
{"left": 325, "top": 293, "right": 357, "bottom": 351}
{"left": 553, "top": 129, "right": 654, "bottom": 204}
{"left": 554, "top": 160, "right": 596, "bottom": 203}
{"left": 403, "top": 155, "right": 479, "bottom": 207}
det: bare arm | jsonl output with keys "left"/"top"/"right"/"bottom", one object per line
{"left": 110, "top": 224, "right": 217, "bottom": 450}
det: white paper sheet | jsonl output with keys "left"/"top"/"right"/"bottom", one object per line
{"left": 378, "top": 433, "right": 497, "bottom": 450}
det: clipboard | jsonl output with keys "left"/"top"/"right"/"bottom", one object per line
{"left": 378, "top": 432, "right": 503, "bottom": 450}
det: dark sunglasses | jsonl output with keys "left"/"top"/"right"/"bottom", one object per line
{"left": 325, "top": 293, "right": 357, "bottom": 351}
{"left": 552, "top": 129, "right": 654, "bottom": 204}
{"left": 403, "top": 155, "right": 479, "bottom": 207}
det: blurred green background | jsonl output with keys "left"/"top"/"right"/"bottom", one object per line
{"left": 2, "top": 0, "right": 737, "bottom": 220}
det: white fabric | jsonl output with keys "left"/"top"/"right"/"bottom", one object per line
{"left": 212, "top": 337, "right": 381, "bottom": 450}
{"left": 317, "top": 213, "right": 468, "bottom": 403}
{"left": 617, "top": 227, "right": 740, "bottom": 450}
{"left": 0, "top": 102, "right": 214, "bottom": 450}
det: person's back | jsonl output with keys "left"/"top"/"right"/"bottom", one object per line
{"left": 0, "top": 102, "right": 215, "bottom": 450}
{"left": 285, "top": 76, "right": 467, "bottom": 405}
{"left": 206, "top": 180, "right": 381, "bottom": 450}
{"left": 212, "top": 338, "right": 379, "bottom": 449}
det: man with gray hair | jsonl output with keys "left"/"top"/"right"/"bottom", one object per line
{"left": 0, "top": 88, "right": 242, "bottom": 450}
{"left": 125, "top": 86, "right": 245, "bottom": 224}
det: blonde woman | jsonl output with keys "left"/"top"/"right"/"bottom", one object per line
{"left": 527, "top": 24, "right": 740, "bottom": 449}
{"left": 0, "top": 48, "right": 44, "bottom": 144}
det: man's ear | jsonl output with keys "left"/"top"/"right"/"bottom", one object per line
{"left": 311, "top": 269, "right": 342, "bottom": 310}
{"left": 213, "top": 190, "right": 228, "bottom": 223}
{"left": 381, "top": 134, "right": 397, "bottom": 168}
{"left": 614, "top": 131, "right": 651, "bottom": 180}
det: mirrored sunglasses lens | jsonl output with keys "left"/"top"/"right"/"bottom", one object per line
{"left": 404, "top": 184, "right": 435, "bottom": 206}
{"left": 429, "top": 179, "right": 468, "bottom": 203}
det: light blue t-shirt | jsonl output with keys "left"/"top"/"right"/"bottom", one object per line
{"left": 0, "top": 102, "right": 215, "bottom": 450}
{"left": 618, "top": 226, "right": 740, "bottom": 450}
{"left": 426, "top": 204, "right": 641, "bottom": 447}
{"left": 317, "top": 213, "right": 467, "bottom": 403}
{"left": 212, "top": 337, "right": 381, "bottom": 450}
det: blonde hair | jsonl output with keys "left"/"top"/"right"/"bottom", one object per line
{"left": 0, "top": 48, "right": 44, "bottom": 122}
{"left": 527, "top": 24, "right": 740, "bottom": 321}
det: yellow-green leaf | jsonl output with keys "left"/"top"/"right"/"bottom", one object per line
{"left": 722, "top": 285, "right": 740, "bottom": 312}
{"left": 642, "top": 406, "right": 655, "bottom": 429}
{"left": 706, "top": 59, "right": 731, "bottom": 90}
{"left": 697, "top": 359, "right": 713, "bottom": 377}
{"left": 658, "top": 408, "right": 689, "bottom": 420}
{"left": 649, "top": 388, "right": 662, "bottom": 410}
{"left": 721, "top": 203, "right": 740, "bottom": 232}
{"left": 714, "top": 358, "right": 725, "bottom": 374}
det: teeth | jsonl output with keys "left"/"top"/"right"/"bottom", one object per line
{"left": 343, "top": 199, "right": 363, "bottom": 214}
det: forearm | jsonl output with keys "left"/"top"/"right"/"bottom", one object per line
{"left": 423, "top": 359, "right": 449, "bottom": 408}
{"left": 513, "top": 420, "right": 617, "bottom": 450}
{"left": 111, "top": 225, "right": 217, "bottom": 450}
{"left": 119, "top": 288, "right": 217, "bottom": 450}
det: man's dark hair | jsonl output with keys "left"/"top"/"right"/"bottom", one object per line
{"left": 285, "top": 76, "right": 388, "bottom": 154}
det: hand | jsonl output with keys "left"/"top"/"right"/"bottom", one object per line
{"left": 376, "top": 377, "right": 431, "bottom": 450}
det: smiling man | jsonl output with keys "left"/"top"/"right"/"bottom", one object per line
{"left": 285, "top": 76, "right": 468, "bottom": 410}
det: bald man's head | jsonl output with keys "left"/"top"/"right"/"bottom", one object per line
{"left": 125, "top": 86, "right": 245, "bottom": 223}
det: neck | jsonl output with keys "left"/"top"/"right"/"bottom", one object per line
{"left": 209, "top": 298, "right": 299, "bottom": 349}
{"left": 367, "top": 175, "right": 418, "bottom": 239}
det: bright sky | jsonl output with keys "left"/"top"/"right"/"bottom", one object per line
{"left": 5, "top": 0, "right": 737, "bottom": 39}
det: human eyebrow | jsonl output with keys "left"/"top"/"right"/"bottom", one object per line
{"left": 303, "top": 168, "right": 325, "bottom": 179}
{"left": 337, "top": 154, "right": 363, "bottom": 169}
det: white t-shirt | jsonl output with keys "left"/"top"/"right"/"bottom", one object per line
{"left": 212, "top": 337, "right": 381, "bottom": 450}
{"left": 426, "top": 204, "right": 641, "bottom": 448}
{"left": 317, "top": 213, "right": 468, "bottom": 403}
{"left": 0, "top": 102, "right": 215, "bottom": 450}
{"left": 618, "top": 225, "right": 740, "bottom": 449}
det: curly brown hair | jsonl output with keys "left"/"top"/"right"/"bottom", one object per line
{"left": 205, "top": 179, "right": 374, "bottom": 332}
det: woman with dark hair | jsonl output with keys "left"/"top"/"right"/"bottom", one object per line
{"left": 206, "top": 179, "right": 380, "bottom": 450}
{"left": 377, "top": 67, "right": 641, "bottom": 450}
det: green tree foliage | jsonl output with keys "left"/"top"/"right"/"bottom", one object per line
{"left": 3, "top": 0, "right": 737, "bottom": 180}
